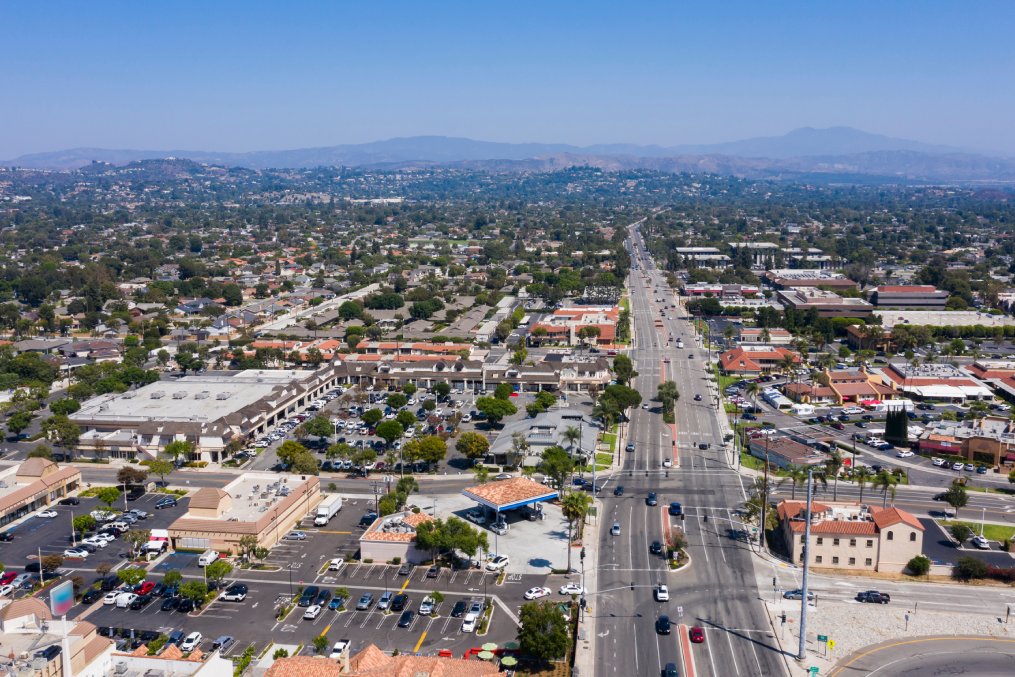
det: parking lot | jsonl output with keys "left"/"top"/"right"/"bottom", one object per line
{"left": 1, "top": 491, "right": 188, "bottom": 576}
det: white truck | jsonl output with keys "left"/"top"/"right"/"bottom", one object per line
{"left": 314, "top": 495, "right": 343, "bottom": 526}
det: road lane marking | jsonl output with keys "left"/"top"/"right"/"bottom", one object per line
{"left": 723, "top": 623, "right": 741, "bottom": 676}
{"left": 413, "top": 629, "right": 427, "bottom": 652}
{"left": 319, "top": 622, "right": 332, "bottom": 637}
{"left": 678, "top": 624, "right": 697, "bottom": 677}
{"left": 828, "top": 636, "right": 1015, "bottom": 677}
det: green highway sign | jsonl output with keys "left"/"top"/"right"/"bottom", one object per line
{"left": 817, "top": 634, "right": 828, "bottom": 642}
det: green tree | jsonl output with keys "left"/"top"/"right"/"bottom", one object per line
{"left": 117, "top": 566, "right": 147, "bottom": 587}
{"left": 435, "top": 382, "right": 451, "bottom": 398}
{"left": 944, "top": 482, "right": 969, "bottom": 518}
{"left": 874, "top": 469, "right": 899, "bottom": 507}
{"left": 147, "top": 458, "right": 174, "bottom": 486}
{"left": 854, "top": 466, "right": 872, "bottom": 504}
{"left": 27, "top": 444, "right": 53, "bottom": 460}
{"left": 416, "top": 435, "right": 447, "bottom": 465}
{"left": 117, "top": 466, "right": 149, "bottom": 486}
{"left": 475, "top": 396, "right": 517, "bottom": 425}
{"left": 949, "top": 523, "right": 973, "bottom": 544}
{"left": 49, "top": 398, "right": 81, "bottom": 416}
{"left": 180, "top": 580, "right": 209, "bottom": 605}
{"left": 603, "top": 384, "right": 642, "bottom": 411}
{"left": 386, "top": 393, "right": 408, "bottom": 409}
{"left": 301, "top": 415, "right": 335, "bottom": 439}
{"left": 205, "top": 559, "right": 233, "bottom": 583}
{"left": 6, "top": 411, "right": 32, "bottom": 437}
{"left": 312, "top": 635, "right": 329, "bottom": 654}
{"left": 456, "top": 431, "right": 490, "bottom": 460}
{"left": 612, "top": 354, "right": 637, "bottom": 385}
{"left": 825, "top": 451, "right": 844, "bottom": 501}
{"left": 539, "top": 446, "right": 574, "bottom": 491}
{"left": 42, "top": 415, "right": 81, "bottom": 454}
{"left": 95, "top": 486, "right": 122, "bottom": 509}
{"left": 361, "top": 408, "right": 383, "bottom": 426}
{"left": 73, "top": 515, "right": 96, "bottom": 534}
{"left": 517, "top": 601, "right": 570, "bottom": 661}
{"left": 396, "top": 410, "right": 416, "bottom": 430}
{"left": 276, "top": 440, "right": 310, "bottom": 466}
{"left": 953, "top": 556, "right": 989, "bottom": 581}
{"left": 163, "top": 570, "right": 183, "bottom": 587}
{"left": 375, "top": 420, "right": 404, "bottom": 447}
{"left": 163, "top": 440, "right": 194, "bottom": 464}
{"left": 907, "top": 555, "right": 931, "bottom": 577}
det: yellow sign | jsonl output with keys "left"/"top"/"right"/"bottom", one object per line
{"left": 828, "top": 639, "right": 835, "bottom": 649}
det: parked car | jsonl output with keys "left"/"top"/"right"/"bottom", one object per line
{"left": 154, "top": 497, "right": 178, "bottom": 509}
{"left": 356, "top": 593, "right": 375, "bottom": 610}
{"left": 303, "top": 604, "right": 323, "bottom": 620}
{"left": 419, "top": 596, "right": 435, "bottom": 615}
{"left": 486, "top": 555, "right": 510, "bottom": 571}
{"left": 220, "top": 584, "right": 248, "bottom": 602}
{"left": 180, "top": 632, "right": 202, "bottom": 652}
{"left": 972, "top": 535, "right": 991, "bottom": 550}
{"left": 559, "top": 582, "right": 585, "bottom": 596}
{"left": 329, "top": 639, "right": 350, "bottom": 659}
{"left": 390, "top": 594, "right": 409, "bottom": 612}
{"left": 211, "top": 635, "right": 234, "bottom": 651}
{"left": 451, "top": 600, "right": 468, "bottom": 617}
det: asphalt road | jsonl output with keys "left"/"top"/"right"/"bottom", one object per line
{"left": 590, "top": 227, "right": 788, "bottom": 677}
{"left": 829, "top": 635, "right": 1015, "bottom": 676}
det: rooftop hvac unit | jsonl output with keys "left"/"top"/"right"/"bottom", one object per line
{"left": 172, "top": 391, "right": 187, "bottom": 399}
{"left": 114, "top": 662, "right": 128, "bottom": 675}
{"left": 216, "top": 392, "right": 231, "bottom": 400}
{"left": 121, "top": 392, "right": 135, "bottom": 399}
{"left": 150, "top": 391, "right": 165, "bottom": 399}
{"left": 194, "top": 391, "right": 210, "bottom": 400}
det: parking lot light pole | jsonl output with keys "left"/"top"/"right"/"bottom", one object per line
{"left": 69, "top": 509, "right": 76, "bottom": 547}
{"left": 288, "top": 563, "right": 293, "bottom": 599}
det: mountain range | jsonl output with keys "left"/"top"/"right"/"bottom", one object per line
{"left": 6, "top": 127, "right": 1015, "bottom": 184}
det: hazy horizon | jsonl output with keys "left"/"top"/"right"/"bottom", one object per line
{"left": 3, "top": 1, "right": 1013, "bottom": 158}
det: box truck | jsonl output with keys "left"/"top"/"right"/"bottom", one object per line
{"left": 314, "top": 495, "right": 343, "bottom": 526}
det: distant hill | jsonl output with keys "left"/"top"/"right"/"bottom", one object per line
{"left": 6, "top": 127, "right": 1014, "bottom": 183}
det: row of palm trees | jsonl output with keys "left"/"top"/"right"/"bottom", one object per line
{"left": 778, "top": 453, "right": 900, "bottom": 508}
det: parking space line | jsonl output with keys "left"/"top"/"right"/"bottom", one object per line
{"left": 413, "top": 629, "right": 427, "bottom": 650}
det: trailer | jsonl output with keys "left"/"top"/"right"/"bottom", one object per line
{"left": 314, "top": 495, "right": 343, "bottom": 526}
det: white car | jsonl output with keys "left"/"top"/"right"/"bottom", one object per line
{"left": 102, "top": 591, "right": 120, "bottom": 605}
{"left": 63, "top": 548, "right": 89, "bottom": 558}
{"left": 329, "top": 639, "right": 350, "bottom": 659}
{"left": 0, "top": 584, "right": 15, "bottom": 597}
{"left": 82, "top": 536, "right": 108, "bottom": 548}
{"left": 303, "top": 604, "right": 323, "bottom": 620}
{"left": 662, "top": 458, "right": 672, "bottom": 468}
{"left": 655, "top": 584, "right": 670, "bottom": 601}
{"left": 559, "top": 582, "right": 586, "bottom": 596}
{"left": 36, "top": 510, "right": 59, "bottom": 519}
{"left": 931, "top": 457, "right": 947, "bottom": 467}
{"left": 972, "top": 535, "right": 991, "bottom": 550}
{"left": 895, "top": 450, "right": 914, "bottom": 458}
{"left": 180, "top": 632, "right": 202, "bottom": 652}
{"left": 952, "top": 462, "right": 965, "bottom": 471}
{"left": 419, "top": 596, "right": 435, "bottom": 616}
{"left": 461, "top": 613, "right": 478, "bottom": 633}
{"left": 524, "top": 586, "right": 551, "bottom": 600}
{"left": 327, "top": 558, "right": 345, "bottom": 572}
{"left": 485, "top": 555, "right": 510, "bottom": 571}
{"left": 115, "top": 592, "right": 137, "bottom": 608}
{"left": 842, "top": 407, "right": 864, "bottom": 415}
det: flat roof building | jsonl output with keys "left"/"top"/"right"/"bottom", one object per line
{"left": 765, "top": 269, "right": 858, "bottom": 290}
{"left": 868, "top": 285, "right": 949, "bottom": 309}
{"left": 0, "top": 458, "right": 82, "bottom": 527}
{"left": 776, "top": 288, "right": 874, "bottom": 319}
{"left": 168, "top": 472, "right": 320, "bottom": 551}
{"left": 358, "top": 510, "right": 435, "bottom": 566}
{"left": 71, "top": 367, "right": 343, "bottom": 463}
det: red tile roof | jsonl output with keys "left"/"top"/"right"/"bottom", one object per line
{"left": 869, "top": 506, "right": 924, "bottom": 531}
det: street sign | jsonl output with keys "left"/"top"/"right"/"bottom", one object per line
{"left": 828, "top": 639, "right": 836, "bottom": 650}
{"left": 817, "top": 634, "right": 828, "bottom": 642}
{"left": 809, "top": 668, "right": 819, "bottom": 676}
{"left": 677, "top": 606, "right": 684, "bottom": 618}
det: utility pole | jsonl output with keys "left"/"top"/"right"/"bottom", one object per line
{"left": 759, "top": 434, "right": 770, "bottom": 551}
{"left": 798, "top": 469, "right": 814, "bottom": 661}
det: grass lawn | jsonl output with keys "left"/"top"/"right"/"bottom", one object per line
{"left": 601, "top": 431, "right": 617, "bottom": 453}
{"left": 941, "top": 520, "right": 1015, "bottom": 542}
{"left": 713, "top": 365, "right": 738, "bottom": 391}
{"left": 739, "top": 451, "right": 766, "bottom": 471}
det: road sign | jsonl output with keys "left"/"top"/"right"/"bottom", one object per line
{"left": 817, "top": 634, "right": 828, "bottom": 642}
{"left": 828, "top": 639, "right": 836, "bottom": 650}
{"left": 677, "top": 606, "right": 684, "bottom": 618}
{"left": 809, "top": 668, "right": 819, "bottom": 676}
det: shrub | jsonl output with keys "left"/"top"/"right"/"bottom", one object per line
{"left": 273, "top": 648, "right": 289, "bottom": 659}
{"left": 949, "top": 524, "right": 973, "bottom": 543}
{"left": 953, "top": 556, "right": 989, "bottom": 581}
{"left": 906, "top": 555, "right": 931, "bottom": 577}
{"left": 391, "top": 556, "right": 401, "bottom": 565}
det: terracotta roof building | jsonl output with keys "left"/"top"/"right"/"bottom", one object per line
{"left": 463, "top": 476, "right": 559, "bottom": 514}
{"left": 719, "top": 347, "right": 801, "bottom": 375}
{"left": 777, "top": 500, "right": 924, "bottom": 573}
{"left": 0, "top": 458, "right": 81, "bottom": 527}
{"left": 266, "top": 645, "right": 500, "bottom": 677}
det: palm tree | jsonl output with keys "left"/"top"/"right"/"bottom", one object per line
{"left": 779, "top": 465, "right": 809, "bottom": 500}
{"left": 825, "top": 451, "right": 844, "bottom": 500}
{"left": 560, "top": 426, "right": 582, "bottom": 461}
{"left": 779, "top": 354, "right": 798, "bottom": 382}
{"left": 818, "top": 353, "right": 836, "bottom": 372}
{"left": 854, "top": 466, "right": 872, "bottom": 504}
{"left": 745, "top": 382, "right": 760, "bottom": 412}
{"left": 875, "top": 470, "right": 899, "bottom": 507}
{"left": 561, "top": 491, "right": 592, "bottom": 573}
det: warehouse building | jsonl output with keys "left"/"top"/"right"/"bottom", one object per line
{"left": 71, "top": 366, "right": 344, "bottom": 463}
{"left": 868, "top": 285, "right": 949, "bottom": 309}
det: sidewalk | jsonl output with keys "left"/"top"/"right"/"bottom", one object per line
{"left": 572, "top": 497, "right": 601, "bottom": 677}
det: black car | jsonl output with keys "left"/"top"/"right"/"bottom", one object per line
{"left": 391, "top": 594, "right": 409, "bottom": 612}
{"left": 358, "top": 512, "right": 378, "bottom": 528}
{"left": 154, "top": 497, "right": 177, "bottom": 509}
{"left": 315, "top": 589, "right": 332, "bottom": 606}
{"left": 426, "top": 565, "right": 440, "bottom": 578}
{"left": 82, "top": 589, "right": 104, "bottom": 604}
{"left": 614, "top": 485, "right": 624, "bottom": 497}
{"left": 663, "top": 663, "right": 679, "bottom": 677}
{"left": 646, "top": 492, "right": 658, "bottom": 507}
{"left": 299, "top": 586, "right": 320, "bottom": 607}
{"left": 649, "top": 540, "right": 663, "bottom": 555}
{"left": 129, "top": 593, "right": 153, "bottom": 610}
{"left": 161, "top": 584, "right": 179, "bottom": 598}
{"left": 397, "top": 610, "right": 414, "bottom": 628}
{"left": 177, "top": 597, "right": 196, "bottom": 613}
{"left": 451, "top": 600, "right": 468, "bottom": 618}
{"left": 161, "top": 596, "right": 180, "bottom": 611}
{"left": 856, "top": 590, "right": 891, "bottom": 604}
{"left": 100, "top": 575, "right": 120, "bottom": 591}
{"left": 58, "top": 497, "right": 80, "bottom": 506}
{"left": 656, "top": 615, "right": 672, "bottom": 635}
{"left": 0, "top": 531, "right": 13, "bottom": 542}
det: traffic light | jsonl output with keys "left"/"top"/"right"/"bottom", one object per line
{"left": 703, "top": 514, "right": 708, "bottom": 523}
{"left": 580, "top": 547, "right": 586, "bottom": 562}
{"left": 781, "top": 613, "right": 787, "bottom": 624}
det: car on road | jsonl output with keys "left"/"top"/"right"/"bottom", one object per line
{"left": 655, "top": 585, "right": 669, "bottom": 602}
{"left": 972, "top": 535, "right": 991, "bottom": 549}
{"left": 180, "top": 632, "right": 202, "bottom": 652}
{"left": 493, "top": 473, "right": 513, "bottom": 481}
{"left": 329, "top": 640, "right": 350, "bottom": 659}
{"left": 286, "top": 530, "right": 307, "bottom": 540}
{"left": 668, "top": 502, "right": 682, "bottom": 516}
{"left": 486, "top": 555, "right": 509, "bottom": 571}
{"left": 614, "top": 485, "right": 624, "bottom": 496}
{"left": 559, "top": 582, "right": 585, "bottom": 596}
{"left": 856, "top": 590, "right": 891, "bottom": 604}
{"left": 783, "top": 589, "right": 815, "bottom": 601}
{"left": 625, "top": 443, "right": 636, "bottom": 452}
{"left": 36, "top": 510, "right": 58, "bottom": 519}
{"left": 220, "top": 584, "right": 248, "bottom": 602}
{"left": 63, "top": 548, "right": 89, "bottom": 558}
{"left": 611, "top": 523, "right": 621, "bottom": 536}
{"left": 646, "top": 492, "right": 658, "bottom": 506}
{"left": 663, "top": 663, "right": 679, "bottom": 677}
{"left": 693, "top": 394, "right": 702, "bottom": 401}
{"left": 650, "top": 540, "right": 663, "bottom": 555}
{"left": 655, "top": 615, "right": 672, "bottom": 635}
{"left": 689, "top": 626, "right": 705, "bottom": 643}
{"left": 524, "top": 587, "right": 551, "bottom": 600}
{"left": 356, "top": 593, "right": 375, "bottom": 610}
{"left": 154, "top": 497, "right": 178, "bottom": 509}
{"left": 662, "top": 458, "right": 672, "bottom": 468}
{"left": 302, "top": 604, "right": 323, "bottom": 620}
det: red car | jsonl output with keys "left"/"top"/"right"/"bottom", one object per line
{"left": 134, "top": 581, "right": 155, "bottom": 596}
{"left": 689, "top": 626, "right": 705, "bottom": 643}
{"left": 0, "top": 571, "right": 17, "bottom": 586}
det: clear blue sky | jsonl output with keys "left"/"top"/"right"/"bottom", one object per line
{"left": 2, "top": 0, "right": 1013, "bottom": 157}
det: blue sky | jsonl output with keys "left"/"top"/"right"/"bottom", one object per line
{"left": 2, "top": 1, "right": 1013, "bottom": 157}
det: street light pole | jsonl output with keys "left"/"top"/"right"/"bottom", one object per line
{"left": 798, "top": 469, "right": 814, "bottom": 661}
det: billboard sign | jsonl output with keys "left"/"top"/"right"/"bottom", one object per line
{"left": 49, "top": 579, "right": 74, "bottom": 616}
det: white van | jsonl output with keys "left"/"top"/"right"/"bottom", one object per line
{"left": 461, "top": 612, "right": 478, "bottom": 633}
{"left": 198, "top": 549, "right": 219, "bottom": 566}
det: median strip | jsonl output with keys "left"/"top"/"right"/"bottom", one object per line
{"left": 412, "top": 630, "right": 427, "bottom": 652}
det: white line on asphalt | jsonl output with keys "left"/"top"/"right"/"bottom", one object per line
{"left": 704, "top": 626, "right": 718, "bottom": 676}
{"left": 723, "top": 624, "right": 741, "bottom": 676}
